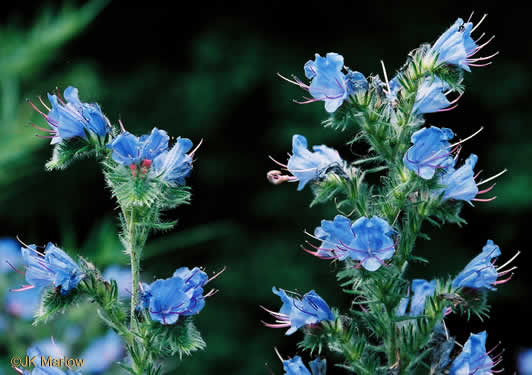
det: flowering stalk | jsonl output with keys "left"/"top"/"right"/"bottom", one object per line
{"left": 265, "top": 14, "right": 513, "bottom": 375}
{"left": 10, "top": 87, "right": 214, "bottom": 375}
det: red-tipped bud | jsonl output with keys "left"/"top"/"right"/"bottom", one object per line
{"left": 130, "top": 164, "right": 138, "bottom": 177}
{"left": 141, "top": 159, "right": 152, "bottom": 168}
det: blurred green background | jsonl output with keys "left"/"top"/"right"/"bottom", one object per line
{"left": 0, "top": 1, "right": 530, "bottom": 374}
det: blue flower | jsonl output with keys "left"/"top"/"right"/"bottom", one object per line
{"left": 403, "top": 127, "right": 455, "bottom": 179}
{"left": 437, "top": 154, "right": 479, "bottom": 205}
{"left": 518, "top": 348, "right": 532, "bottom": 375}
{"left": 309, "top": 215, "right": 396, "bottom": 271}
{"left": 450, "top": 331, "right": 499, "bottom": 375}
{"left": 431, "top": 17, "right": 495, "bottom": 72}
{"left": 287, "top": 135, "right": 343, "bottom": 191}
{"left": 18, "top": 243, "right": 83, "bottom": 295}
{"left": 263, "top": 288, "right": 334, "bottom": 335}
{"left": 282, "top": 356, "right": 311, "bottom": 375}
{"left": 107, "top": 127, "right": 169, "bottom": 166}
{"left": 80, "top": 330, "right": 124, "bottom": 374}
{"left": 144, "top": 267, "right": 208, "bottom": 325}
{"left": 304, "top": 53, "right": 350, "bottom": 112}
{"left": 409, "top": 279, "right": 437, "bottom": 316}
{"left": 103, "top": 266, "right": 131, "bottom": 299}
{"left": 413, "top": 77, "right": 455, "bottom": 114}
{"left": 0, "top": 237, "right": 21, "bottom": 273}
{"left": 282, "top": 356, "right": 326, "bottom": 375}
{"left": 147, "top": 277, "right": 187, "bottom": 325}
{"left": 453, "top": 240, "right": 517, "bottom": 291}
{"left": 431, "top": 19, "right": 476, "bottom": 72}
{"left": 30, "top": 86, "right": 110, "bottom": 145}
{"left": 345, "top": 69, "right": 369, "bottom": 95}
{"left": 395, "top": 279, "right": 436, "bottom": 316}
{"left": 151, "top": 137, "right": 194, "bottom": 185}
{"left": 4, "top": 286, "right": 41, "bottom": 320}
{"left": 171, "top": 267, "right": 208, "bottom": 315}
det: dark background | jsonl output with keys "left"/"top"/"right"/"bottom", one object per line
{"left": 1, "top": 1, "right": 531, "bottom": 374}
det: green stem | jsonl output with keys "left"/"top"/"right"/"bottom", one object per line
{"left": 122, "top": 205, "right": 151, "bottom": 375}
{"left": 128, "top": 207, "right": 140, "bottom": 326}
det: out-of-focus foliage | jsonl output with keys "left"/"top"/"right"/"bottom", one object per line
{"left": 0, "top": 0, "right": 108, "bottom": 201}
{"left": 0, "top": 2, "right": 530, "bottom": 375}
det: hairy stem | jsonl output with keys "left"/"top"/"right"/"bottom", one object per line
{"left": 128, "top": 207, "right": 140, "bottom": 325}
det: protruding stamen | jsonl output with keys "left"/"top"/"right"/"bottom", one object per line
{"left": 471, "top": 13, "right": 488, "bottom": 33}
{"left": 497, "top": 267, "right": 517, "bottom": 277}
{"left": 263, "top": 321, "right": 291, "bottom": 329}
{"left": 208, "top": 266, "right": 226, "bottom": 283}
{"left": 16, "top": 235, "right": 38, "bottom": 254}
{"left": 493, "top": 274, "right": 514, "bottom": 285}
{"left": 38, "top": 96, "right": 51, "bottom": 112}
{"left": 10, "top": 285, "right": 35, "bottom": 292}
{"left": 468, "top": 62, "right": 492, "bottom": 67}
{"left": 303, "top": 229, "right": 322, "bottom": 242}
{"left": 189, "top": 138, "right": 203, "bottom": 158}
{"left": 448, "top": 92, "right": 463, "bottom": 105}
{"left": 277, "top": 73, "right": 309, "bottom": 90}
{"left": 293, "top": 98, "right": 318, "bottom": 105}
{"left": 472, "top": 196, "right": 497, "bottom": 202}
{"left": 259, "top": 305, "right": 289, "bottom": 318}
{"left": 449, "top": 126, "right": 484, "bottom": 148}
{"left": 467, "top": 51, "right": 500, "bottom": 62}
{"left": 470, "top": 35, "right": 495, "bottom": 56}
{"left": 55, "top": 87, "right": 65, "bottom": 104}
{"left": 119, "top": 119, "right": 126, "bottom": 133}
{"left": 497, "top": 251, "right": 521, "bottom": 271}
{"left": 268, "top": 155, "right": 288, "bottom": 168}
{"left": 204, "top": 289, "right": 218, "bottom": 298}
{"left": 438, "top": 104, "right": 459, "bottom": 112}
{"left": 475, "top": 32, "right": 486, "bottom": 43}
{"left": 477, "top": 169, "right": 507, "bottom": 186}
{"left": 467, "top": 11, "right": 475, "bottom": 23}
{"left": 31, "top": 123, "right": 55, "bottom": 133}
{"left": 301, "top": 246, "right": 336, "bottom": 260}
{"left": 477, "top": 183, "right": 496, "bottom": 195}
{"left": 273, "top": 347, "right": 284, "bottom": 362}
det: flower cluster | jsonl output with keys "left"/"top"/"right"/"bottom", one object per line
{"left": 22, "top": 84, "right": 211, "bottom": 374}
{"left": 280, "top": 52, "right": 368, "bottom": 113}
{"left": 107, "top": 127, "right": 195, "bottom": 185}
{"left": 265, "top": 14, "right": 514, "bottom": 375}
{"left": 139, "top": 267, "right": 212, "bottom": 325}
{"left": 306, "top": 215, "right": 396, "bottom": 272}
